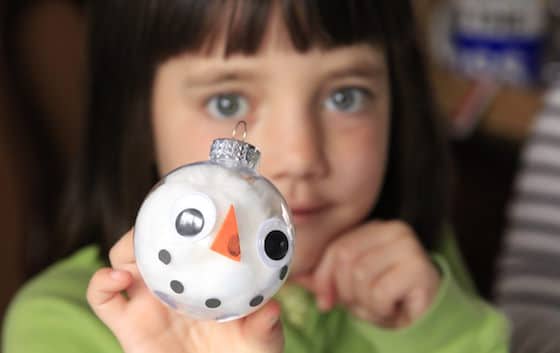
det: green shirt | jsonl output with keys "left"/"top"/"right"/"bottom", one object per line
{"left": 2, "top": 233, "right": 509, "bottom": 352}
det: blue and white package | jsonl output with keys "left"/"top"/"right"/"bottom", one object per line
{"left": 451, "top": 0, "right": 546, "bottom": 86}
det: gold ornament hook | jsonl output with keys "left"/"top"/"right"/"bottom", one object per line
{"left": 232, "top": 120, "right": 248, "bottom": 141}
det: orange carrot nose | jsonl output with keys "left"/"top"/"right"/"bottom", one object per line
{"left": 211, "top": 205, "right": 241, "bottom": 262}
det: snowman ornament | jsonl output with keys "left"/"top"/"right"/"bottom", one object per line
{"left": 134, "top": 122, "right": 295, "bottom": 322}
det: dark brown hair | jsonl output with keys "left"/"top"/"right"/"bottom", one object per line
{"left": 58, "top": 0, "right": 449, "bottom": 262}
{"left": 1, "top": 0, "right": 87, "bottom": 276}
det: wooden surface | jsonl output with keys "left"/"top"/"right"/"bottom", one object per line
{"left": 431, "top": 66, "right": 544, "bottom": 142}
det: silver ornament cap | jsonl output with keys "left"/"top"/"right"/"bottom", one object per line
{"left": 210, "top": 121, "right": 260, "bottom": 169}
{"left": 209, "top": 138, "right": 261, "bottom": 170}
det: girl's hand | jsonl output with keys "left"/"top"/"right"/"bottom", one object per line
{"left": 293, "top": 221, "right": 440, "bottom": 329}
{"left": 87, "top": 229, "right": 284, "bottom": 353}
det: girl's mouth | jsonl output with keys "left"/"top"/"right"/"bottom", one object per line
{"left": 290, "top": 205, "right": 329, "bottom": 224}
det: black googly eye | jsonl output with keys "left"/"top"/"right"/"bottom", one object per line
{"left": 175, "top": 208, "right": 204, "bottom": 236}
{"left": 256, "top": 218, "right": 293, "bottom": 268}
{"left": 264, "top": 230, "right": 289, "bottom": 260}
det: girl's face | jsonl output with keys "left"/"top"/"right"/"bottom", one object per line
{"left": 151, "top": 10, "right": 390, "bottom": 277}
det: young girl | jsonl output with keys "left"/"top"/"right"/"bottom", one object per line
{"left": 2, "top": 1, "right": 509, "bottom": 352}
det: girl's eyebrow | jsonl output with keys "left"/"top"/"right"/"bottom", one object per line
{"left": 182, "top": 56, "right": 386, "bottom": 89}
{"left": 183, "top": 70, "right": 258, "bottom": 88}
{"left": 323, "top": 61, "right": 387, "bottom": 82}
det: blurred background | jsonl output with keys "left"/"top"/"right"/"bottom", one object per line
{"left": 0, "top": 0, "right": 552, "bottom": 322}
{"left": 0, "top": 0, "right": 86, "bottom": 318}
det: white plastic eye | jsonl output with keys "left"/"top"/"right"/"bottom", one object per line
{"left": 171, "top": 192, "right": 217, "bottom": 241}
{"left": 256, "top": 218, "right": 293, "bottom": 268}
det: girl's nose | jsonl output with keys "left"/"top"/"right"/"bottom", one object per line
{"left": 255, "top": 108, "right": 329, "bottom": 181}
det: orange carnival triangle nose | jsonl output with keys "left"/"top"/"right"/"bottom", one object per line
{"left": 211, "top": 205, "right": 241, "bottom": 262}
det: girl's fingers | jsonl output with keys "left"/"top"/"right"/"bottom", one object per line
{"left": 328, "top": 221, "right": 410, "bottom": 263}
{"left": 315, "top": 222, "right": 406, "bottom": 309}
{"left": 348, "top": 239, "right": 438, "bottom": 327}
{"left": 108, "top": 228, "right": 147, "bottom": 297}
{"left": 337, "top": 240, "right": 405, "bottom": 306}
{"left": 359, "top": 265, "right": 398, "bottom": 322}
{"left": 367, "top": 265, "right": 417, "bottom": 326}
{"left": 351, "top": 243, "right": 405, "bottom": 311}
{"left": 240, "top": 299, "right": 284, "bottom": 352}
{"left": 87, "top": 268, "right": 133, "bottom": 328}
{"left": 311, "top": 247, "right": 339, "bottom": 310}
{"left": 313, "top": 221, "right": 408, "bottom": 307}
{"left": 120, "top": 262, "right": 148, "bottom": 299}
{"left": 333, "top": 249, "right": 358, "bottom": 305}
{"left": 402, "top": 286, "right": 432, "bottom": 325}
{"left": 109, "top": 228, "right": 135, "bottom": 268}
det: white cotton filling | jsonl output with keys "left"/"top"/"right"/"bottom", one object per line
{"left": 135, "top": 162, "right": 292, "bottom": 320}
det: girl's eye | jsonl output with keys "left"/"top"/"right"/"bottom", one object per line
{"left": 207, "top": 94, "right": 249, "bottom": 119}
{"left": 324, "top": 87, "right": 370, "bottom": 113}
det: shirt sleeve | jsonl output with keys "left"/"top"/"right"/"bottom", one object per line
{"left": 348, "top": 255, "right": 510, "bottom": 353}
{"left": 494, "top": 86, "right": 560, "bottom": 353}
{"left": 2, "top": 247, "right": 123, "bottom": 353}
{"left": 2, "top": 287, "right": 123, "bottom": 353}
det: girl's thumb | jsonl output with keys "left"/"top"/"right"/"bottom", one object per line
{"left": 241, "top": 299, "right": 284, "bottom": 352}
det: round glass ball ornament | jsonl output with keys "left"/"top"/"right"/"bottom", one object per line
{"left": 134, "top": 126, "right": 295, "bottom": 322}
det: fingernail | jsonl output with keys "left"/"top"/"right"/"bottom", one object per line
{"left": 270, "top": 315, "right": 280, "bottom": 329}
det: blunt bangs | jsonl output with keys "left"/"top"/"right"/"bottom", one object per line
{"left": 131, "top": 0, "right": 387, "bottom": 62}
